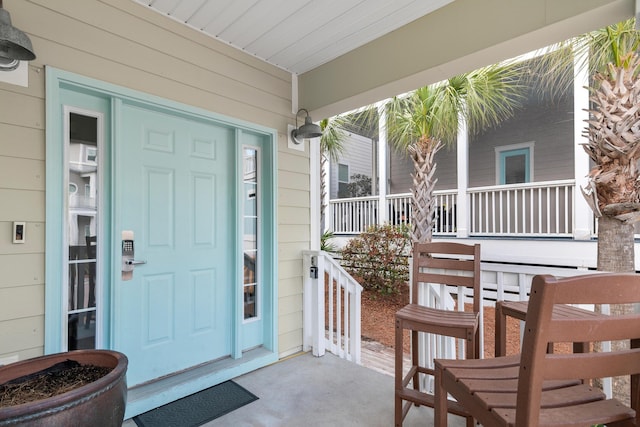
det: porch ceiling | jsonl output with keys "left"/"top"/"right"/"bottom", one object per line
{"left": 132, "top": 0, "right": 636, "bottom": 118}
{"left": 130, "top": 0, "right": 454, "bottom": 75}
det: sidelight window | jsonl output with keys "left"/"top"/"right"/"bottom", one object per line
{"left": 65, "top": 110, "right": 102, "bottom": 350}
{"left": 243, "top": 147, "right": 260, "bottom": 321}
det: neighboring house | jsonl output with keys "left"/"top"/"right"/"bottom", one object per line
{"left": 327, "top": 54, "right": 640, "bottom": 270}
{"left": 329, "top": 132, "right": 375, "bottom": 199}
{"left": 387, "top": 85, "right": 574, "bottom": 194}
{"left": 0, "top": 0, "right": 632, "bottom": 421}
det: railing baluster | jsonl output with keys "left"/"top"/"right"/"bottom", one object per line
{"left": 480, "top": 192, "right": 484, "bottom": 234}
{"left": 335, "top": 267, "right": 341, "bottom": 357}
{"left": 520, "top": 188, "right": 525, "bottom": 234}
{"left": 343, "top": 275, "right": 349, "bottom": 359}
{"left": 555, "top": 187, "right": 560, "bottom": 234}
{"left": 330, "top": 266, "right": 335, "bottom": 354}
{"left": 470, "top": 194, "right": 475, "bottom": 234}
{"left": 529, "top": 187, "right": 534, "bottom": 234}
{"left": 506, "top": 190, "right": 511, "bottom": 233}
{"left": 513, "top": 189, "right": 516, "bottom": 233}
{"left": 351, "top": 280, "right": 361, "bottom": 363}
{"left": 547, "top": 188, "right": 553, "bottom": 234}
{"left": 537, "top": 187, "right": 542, "bottom": 234}
{"left": 565, "top": 185, "right": 569, "bottom": 233}
{"left": 499, "top": 190, "right": 503, "bottom": 234}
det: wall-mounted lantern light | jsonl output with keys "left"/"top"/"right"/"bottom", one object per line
{"left": 0, "top": 0, "right": 36, "bottom": 71}
{"left": 290, "top": 108, "right": 322, "bottom": 145}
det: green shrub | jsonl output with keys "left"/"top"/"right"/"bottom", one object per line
{"left": 341, "top": 224, "right": 411, "bottom": 295}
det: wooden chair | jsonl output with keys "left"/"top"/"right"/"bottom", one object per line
{"left": 434, "top": 273, "right": 640, "bottom": 427}
{"left": 395, "top": 242, "right": 481, "bottom": 427}
{"left": 494, "top": 299, "right": 601, "bottom": 357}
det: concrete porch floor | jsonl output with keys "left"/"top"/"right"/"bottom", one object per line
{"left": 123, "top": 351, "right": 467, "bottom": 427}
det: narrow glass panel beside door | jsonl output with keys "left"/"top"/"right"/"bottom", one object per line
{"left": 243, "top": 148, "right": 259, "bottom": 320}
{"left": 67, "top": 112, "right": 100, "bottom": 350}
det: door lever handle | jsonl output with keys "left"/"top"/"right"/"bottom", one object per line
{"left": 125, "top": 259, "right": 147, "bottom": 266}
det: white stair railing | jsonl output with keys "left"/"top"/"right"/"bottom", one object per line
{"left": 303, "top": 250, "right": 362, "bottom": 363}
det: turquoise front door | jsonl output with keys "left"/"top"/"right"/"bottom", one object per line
{"left": 113, "top": 102, "right": 235, "bottom": 386}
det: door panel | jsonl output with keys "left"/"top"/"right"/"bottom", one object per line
{"left": 114, "top": 103, "right": 235, "bottom": 386}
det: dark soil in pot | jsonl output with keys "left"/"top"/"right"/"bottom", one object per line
{"left": 0, "top": 359, "right": 112, "bottom": 407}
{"left": 0, "top": 350, "right": 127, "bottom": 427}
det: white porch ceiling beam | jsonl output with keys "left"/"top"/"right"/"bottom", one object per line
{"left": 300, "top": 0, "right": 635, "bottom": 119}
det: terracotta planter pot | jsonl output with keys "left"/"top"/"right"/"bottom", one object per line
{"left": 0, "top": 350, "right": 128, "bottom": 427}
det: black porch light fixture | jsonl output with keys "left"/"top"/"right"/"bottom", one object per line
{"left": 0, "top": 0, "right": 36, "bottom": 71}
{"left": 290, "top": 108, "right": 322, "bottom": 144}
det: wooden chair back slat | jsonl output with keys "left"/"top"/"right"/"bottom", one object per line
{"left": 551, "top": 273, "right": 640, "bottom": 305}
{"left": 548, "top": 316, "right": 640, "bottom": 343}
{"left": 415, "top": 272, "right": 474, "bottom": 288}
{"left": 418, "top": 257, "right": 477, "bottom": 272}
{"left": 411, "top": 242, "right": 481, "bottom": 310}
{"left": 414, "top": 241, "right": 478, "bottom": 256}
{"left": 543, "top": 349, "right": 640, "bottom": 381}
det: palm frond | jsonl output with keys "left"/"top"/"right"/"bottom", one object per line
{"left": 386, "top": 61, "right": 525, "bottom": 150}
{"left": 319, "top": 117, "right": 347, "bottom": 162}
{"left": 526, "top": 18, "right": 640, "bottom": 97}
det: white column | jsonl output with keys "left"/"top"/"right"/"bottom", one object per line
{"left": 456, "top": 112, "right": 469, "bottom": 238}
{"left": 310, "top": 137, "right": 321, "bottom": 250}
{"left": 573, "top": 45, "right": 593, "bottom": 240}
{"left": 377, "top": 101, "right": 388, "bottom": 225}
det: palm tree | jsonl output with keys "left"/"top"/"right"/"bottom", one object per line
{"left": 532, "top": 18, "right": 640, "bottom": 273}
{"left": 386, "top": 63, "right": 526, "bottom": 243}
{"left": 531, "top": 20, "right": 640, "bottom": 404}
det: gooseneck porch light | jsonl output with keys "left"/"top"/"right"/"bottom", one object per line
{"left": 290, "top": 108, "right": 322, "bottom": 144}
{"left": 0, "top": 0, "right": 36, "bottom": 71}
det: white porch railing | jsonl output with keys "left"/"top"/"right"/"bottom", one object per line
{"left": 329, "top": 195, "right": 379, "bottom": 234}
{"left": 328, "top": 179, "right": 578, "bottom": 237}
{"left": 330, "top": 190, "right": 457, "bottom": 235}
{"left": 469, "top": 179, "right": 574, "bottom": 236}
{"left": 303, "top": 250, "right": 362, "bottom": 363}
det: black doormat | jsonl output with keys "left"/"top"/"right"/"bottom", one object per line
{"left": 133, "top": 381, "right": 258, "bottom": 427}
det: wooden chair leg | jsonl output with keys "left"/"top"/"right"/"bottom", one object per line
{"left": 495, "top": 302, "right": 506, "bottom": 357}
{"left": 411, "top": 330, "right": 420, "bottom": 396}
{"left": 434, "top": 365, "right": 447, "bottom": 427}
{"left": 395, "top": 318, "right": 404, "bottom": 426}
{"left": 466, "top": 416, "right": 474, "bottom": 427}
{"left": 632, "top": 339, "right": 640, "bottom": 424}
{"left": 465, "top": 338, "right": 473, "bottom": 360}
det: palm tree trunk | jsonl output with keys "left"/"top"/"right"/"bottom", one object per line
{"left": 597, "top": 215, "right": 635, "bottom": 272}
{"left": 410, "top": 138, "right": 442, "bottom": 243}
{"left": 596, "top": 214, "right": 635, "bottom": 406}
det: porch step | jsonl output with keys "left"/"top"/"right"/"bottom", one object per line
{"left": 360, "top": 339, "right": 411, "bottom": 377}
